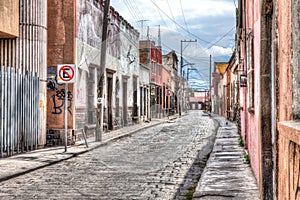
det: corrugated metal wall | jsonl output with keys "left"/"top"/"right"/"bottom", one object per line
{"left": 0, "top": 67, "right": 39, "bottom": 157}
{"left": 0, "top": 0, "right": 47, "bottom": 155}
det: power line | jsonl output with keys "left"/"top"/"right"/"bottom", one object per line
{"left": 207, "top": 26, "right": 235, "bottom": 49}
{"left": 179, "top": 0, "right": 191, "bottom": 37}
{"left": 232, "top": 0, "right": 237, "bottom": 8}
{"left": 166, "top": 0, "right": 181, "bottom": 33}
{"left": 161, "top": 42, "right": 210, "bottom": 64}
{"left": 124, "top": 0, "right": 144, "bottom": 28}
{"left": 131, "top": 0, "right": 146, "bottom": 21}
{"left": 149, "top": 0, "right": 211, "bottom": 45}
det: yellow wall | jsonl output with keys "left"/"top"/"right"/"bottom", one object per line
{"left": 215, "top": 63, "right": 228, "bottom": 74}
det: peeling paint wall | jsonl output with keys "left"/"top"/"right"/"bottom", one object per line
{"left": 47, "top": 0, "right": 75, "bottom": 131}
{"left": 277, "top": 0, "right": 300, "bottom": 199}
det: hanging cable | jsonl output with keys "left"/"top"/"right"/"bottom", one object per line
{"left": 179, "top": 0, "right": 191, "bottom": 37}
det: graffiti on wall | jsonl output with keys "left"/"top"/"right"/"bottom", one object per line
{"left": 51, "top": 89, "right": 73, "bottom": 115}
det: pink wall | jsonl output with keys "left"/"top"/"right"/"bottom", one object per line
{"left": 239, "top": 0, "right": 260, "bottom": 182}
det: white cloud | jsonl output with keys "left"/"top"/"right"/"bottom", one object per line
{"left": 111, "top": 0, "right": 236, "bottom": 72}
{"left": 207, "top": 45, "right": 233, "bottom": 57}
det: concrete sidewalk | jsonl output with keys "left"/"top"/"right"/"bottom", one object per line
{"left": 0, "top": 116, "right": 174, "bottom": 182}
{"left": 193, "top": 116, "right": 260, "bottom": 200}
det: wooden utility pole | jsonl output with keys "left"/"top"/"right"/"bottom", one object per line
{"left": 95, "top": 0, "right": 110, "bottom": 141}
{"left": 180, "top": 39, "right": 197, "bottom": 116}
{"left": 209, "top": 54, "right": 212, "bottom": 113}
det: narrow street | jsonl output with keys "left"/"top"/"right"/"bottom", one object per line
{"left": 0, "top": 111, "right": 218, "bottom": 200}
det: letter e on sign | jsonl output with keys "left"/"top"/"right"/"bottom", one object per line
{"left": 57, "top": 64, "right": 76, "bottom": 84}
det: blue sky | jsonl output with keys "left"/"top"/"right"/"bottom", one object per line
{"left": 111, "top": 0, "right": 236, "bottom": 89}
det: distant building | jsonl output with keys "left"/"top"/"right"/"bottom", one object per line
{"left": 189, "top": 91, "right": 207, "bottom": 110}
{"left": 162, "top": 50, "right": 179, "bottom": 115}
{"left": 212, "top": 62, "right": 228, "bottom": 116}
{"left": 140, "top": 40, "right": 163, "bottom": 118}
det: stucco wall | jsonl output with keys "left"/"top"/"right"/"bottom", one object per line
{"left": 277, "top": 0, "right": 293, "bottom": 122}
{"left": 277, "top": 0, "right": 297, "bottom": 199}
{"left": 47, "top": 0, "right": 75, "bottom": 130}
{"left": 247, "top": 0, "right": 261, "bottom": 183}
{"left": 0, "top": 0, "right": 19, "bottom": 38}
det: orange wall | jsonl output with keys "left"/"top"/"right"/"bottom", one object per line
{"left": 277, "top": 0, "right": 294, "bottom": 199}
{"left": 47, "top": 0, "right": 76, "bottom": 129}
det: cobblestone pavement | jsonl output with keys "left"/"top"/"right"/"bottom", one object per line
{"left": 0, "top": 111, "right": 217, "bottom": 200}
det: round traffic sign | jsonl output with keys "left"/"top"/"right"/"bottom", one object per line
{"left": 58, "top": 65, "right": 75, "bottom": 83}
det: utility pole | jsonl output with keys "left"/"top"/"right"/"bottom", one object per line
{"left": 209, "top": 54, "right": 212, "bottom": 113}
{"left": 180, "top": 39, "right": 197, "bottom": 116}
{"left": 95, "top": 0, "right": 110, "bottom": 141}
{"left": 137, "top": 20, "right": 149, "bottom": 40}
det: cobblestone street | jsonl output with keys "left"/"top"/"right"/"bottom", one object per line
{"left": 0, "top": 111, "right": 218, "bottom": 200}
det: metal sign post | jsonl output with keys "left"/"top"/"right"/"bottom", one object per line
{"left": 57, "top": 64, "right": 76, "bottom": 152}
{"left": 65, "top": 83, "right": 68, "bottom": 152}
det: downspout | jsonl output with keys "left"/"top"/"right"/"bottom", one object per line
{"left": 243, "top": 0, "right": 247, "bottom": 73}
{"left": 243, "top": 0, "right": 248, "bottom": 149}
{"left": 260, "top": 0, "right": 274, "bottom": 199}
{"left": 271, "top": 1, "right": 278, "bottom": 199}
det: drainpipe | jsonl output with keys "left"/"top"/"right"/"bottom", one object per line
{"left": 242, "top": 0, "right": 248, "bottom": 150}
{"left": 271, "top": 1, "right": 278, "bottom": 199}
{"left": 260, "top": 1, "right": 274, "bottom": 199}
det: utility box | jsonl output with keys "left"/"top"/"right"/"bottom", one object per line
{"left": 0, "top": 0, "right": 19, "bottom": 38}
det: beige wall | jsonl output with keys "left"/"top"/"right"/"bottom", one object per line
{"left": 0, "top": 0, "right": 19, "bottom": 38}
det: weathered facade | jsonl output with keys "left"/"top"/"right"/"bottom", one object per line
{"left": 75, "top": 0, "right": 140, "bottom": 132}
{"left": 236, "top": 0, "right": 262, "bottom": 192}
{"left": 277, "top": 0, "right": 300, "bottom": 199}
{"left": 117, "top": 15, "right": 140, "bottom": 127}
{"left": 235, "top": 0, "right": 275, "bottom": 199}
{"left": 161, "top": 65, "right": 172, "bottom": 116}
{"left": 47, "top": 0, "right": 140, "bottom": 145}
{"left": 140, "top": 40, "right": 163, "bottom": 119}
{"left": 0, "top": 0, "right": 47, "bottom": 156}
{"left": 162, "top": 50, "right": 179, "bottom": 114}
{"left": 47, "top": 0, "right": 76, "bottom": 145}
{"left": 227, "top": 52, "right": 239, "bottom": 121}
{"left": 212, "top": 62, "right": 228, "bottom": 116}
{"left": 139, "top": 63, "right": 150, "bottom": 122}
{"left": 189, "top": 91, "right": 207, "bottom": 110}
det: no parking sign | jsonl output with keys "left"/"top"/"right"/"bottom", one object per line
{"left": 57, "top": 64, "right": 76, "bottom": 84}
{"left": 56, "top": 64, "right": 76, "bottom": 152}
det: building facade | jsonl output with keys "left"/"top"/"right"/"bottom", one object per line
{"left": 0, "top": 0, "right": 47, "bottom": 156}
{"left": 212, "top": 62, "right": 228, "bottom": 116}
{"left": 47, "top": 0, "right": 140, "bottom": 145}
{"left": 140, "top": 40, "right": 163, "bottom": 119}
{"left": 162, "top": 50, "right": 179, "bottom": 114}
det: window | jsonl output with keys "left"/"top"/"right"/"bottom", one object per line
{"left": 151, "top": 62, "right": 156, "bottom": 74}
{"left": 158, "top": 64, "right": 162, "bottom": 76}
{"left": 246, "top": 29, "right": 254, "bottom": 114}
